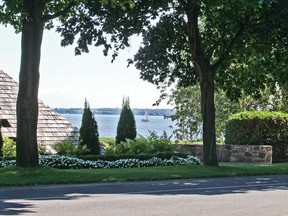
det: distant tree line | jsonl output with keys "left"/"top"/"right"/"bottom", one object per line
{"left": 54, "top": 108, "right": 174, "bottom": 116}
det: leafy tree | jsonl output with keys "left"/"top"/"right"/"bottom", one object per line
{"left": 167, "top": 86, "right": 202, "bottom": 143}
{"left": 116, "top": 97, "right": 137, "bottom": 144}
{"left": 79, "top": 99, "right": 100, "bottom": 155}
{"left": 0, "top": 0, "right": 79, "bottom": 167}
{"left": 53, "top": 0, "right": 288, "bottom": 166}
{"left": 0, "top": 0, "right": 133, "bottom": 167}
{"left": 167, "top": 85, "right": 241, "bottom": 143}
{"left": 239, "top": 84, "right": 288, "bottom": 113}
{"left": 168, "top": 84, "right": 288, "bottom": 144}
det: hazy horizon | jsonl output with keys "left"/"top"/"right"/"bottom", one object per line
{"left": 54, "top": 107, "right": 172, "bottom": 109}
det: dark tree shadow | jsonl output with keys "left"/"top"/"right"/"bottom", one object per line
{"left": 0, "top": 201, "right": 35, "bottom": 215}
{"left": 0, "top": 193, "right": 91, "bottom": 215}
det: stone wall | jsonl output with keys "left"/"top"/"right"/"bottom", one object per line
{"left": 177, "top": 144, "right": 272, "bottom": 164}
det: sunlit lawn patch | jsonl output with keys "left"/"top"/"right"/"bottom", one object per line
{"left": 0, "top": 163, "right": 287, "bottom": 187}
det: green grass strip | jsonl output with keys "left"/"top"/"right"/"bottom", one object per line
{"left": 0, "top": 163, "right": 288, "bottom": 187}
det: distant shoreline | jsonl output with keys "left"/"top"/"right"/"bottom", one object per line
{"left": 54, "top": 108, "right": 174, "bottom": 116}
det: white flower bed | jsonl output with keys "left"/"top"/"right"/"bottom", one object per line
{"left": 0, "top": 155, "right": 201, "bottom": 169}
{"left": 0, "top": 159, "right": 16, "bottom": 167}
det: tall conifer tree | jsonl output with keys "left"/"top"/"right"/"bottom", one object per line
{"left": 79, "top": 99, "right": 100, "bottom": 154}
{"left": 116, "top": 97, "right": 137, "bottom": 144}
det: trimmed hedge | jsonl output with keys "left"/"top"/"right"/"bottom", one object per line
{"left": 225, "top": 111, "right": 288, "bottom": 162}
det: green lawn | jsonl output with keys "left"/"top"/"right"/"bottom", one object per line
{"left": 0, "top": 163, "right": 288, "bottom": 187}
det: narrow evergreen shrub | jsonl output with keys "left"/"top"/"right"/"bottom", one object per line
{"left": 225, "top": 111, "right": 288, "bottom": 162}
{"left": 116, "top": 97, "right": 137, "bottom": 144}
{"left": 79, "top": 99, "right": 100, "bottom": 155}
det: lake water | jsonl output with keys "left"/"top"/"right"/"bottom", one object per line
{"left": 61, "top": 114, "right": 175, "bottom": 138}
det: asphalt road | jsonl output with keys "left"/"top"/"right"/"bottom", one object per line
{"left": 0, "top": 175, "right": 288, "bottom": 216}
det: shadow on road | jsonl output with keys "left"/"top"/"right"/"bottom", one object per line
{"left": 0, "top": 194, "right": 92, "bottom": 215}
{"left": 141, "top": 175, "right": 288, "bottom": 195}
{"left": 0, "top": 174, "right": 288, "bottom": 214}
{"left": 0, "top": 201, "right": 35, "bottom": 215}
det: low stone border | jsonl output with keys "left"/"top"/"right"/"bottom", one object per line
{"left": 177, "top": 144, "right": 272, "bottom": 164}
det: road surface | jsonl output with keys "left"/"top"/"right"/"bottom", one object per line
{"left": 1, "top": 175, "right": 288, "bottom": 215}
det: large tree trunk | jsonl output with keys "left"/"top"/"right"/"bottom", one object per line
{"left": 0, "top": 124, "right": 3, "bottom": 157}
{"left": 16, "top": 0, "right": 45, "bottom": 167}
{"left": 199, "top": 68, "right": 218, "bottom": 166}
{"left": 186, "top": 2, "right": 218, "bottom": 166}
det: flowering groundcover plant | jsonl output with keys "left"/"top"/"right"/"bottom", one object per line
{"left": 0, "top": 155, "right": 201, "bottom": 169}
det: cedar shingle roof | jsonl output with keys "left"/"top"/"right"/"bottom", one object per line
{"left": 0, "top": 70, "right": 78, "bottom": 151}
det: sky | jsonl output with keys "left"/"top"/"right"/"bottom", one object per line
{"left": 0, "top": 25, "right": 170, "bottom": 109}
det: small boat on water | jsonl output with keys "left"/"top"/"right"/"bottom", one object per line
{"left": 141, "top": 111, "right": 149, "bottom": 122}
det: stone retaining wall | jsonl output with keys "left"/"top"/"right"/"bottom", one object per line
{"left": 177, "top": 144, "right": 272, "bottom": 164}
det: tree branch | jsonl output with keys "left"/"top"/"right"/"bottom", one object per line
{"left": 186, "top": 3, "right": 204, "bottom": 60}
{"left": 186, "top": 1, "right": 210, "bottom": 75}
{"left": 206, "top": 35, "right": 224, "bottom": 60}
{"left": 211, "top": 20, "right": 248, "bottom": 70}
{"left": 43, "top": 0, "right": 76, "bottom": 21}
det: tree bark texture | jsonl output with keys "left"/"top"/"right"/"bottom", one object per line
{"left": 16, "top": 0, "right": 45, "bottom": 167}
{"left": 0, "top": 124, "right": 3, "bottom": 157}
{"left": 186, "top": 2, "right": 218, "bottom": 166}
{"left": 199, "top": 68, "right": 218, "bottom": 166}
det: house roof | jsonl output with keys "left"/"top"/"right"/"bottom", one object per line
{"left": 0, "top": 70, "right": 78, "bottom": 150}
